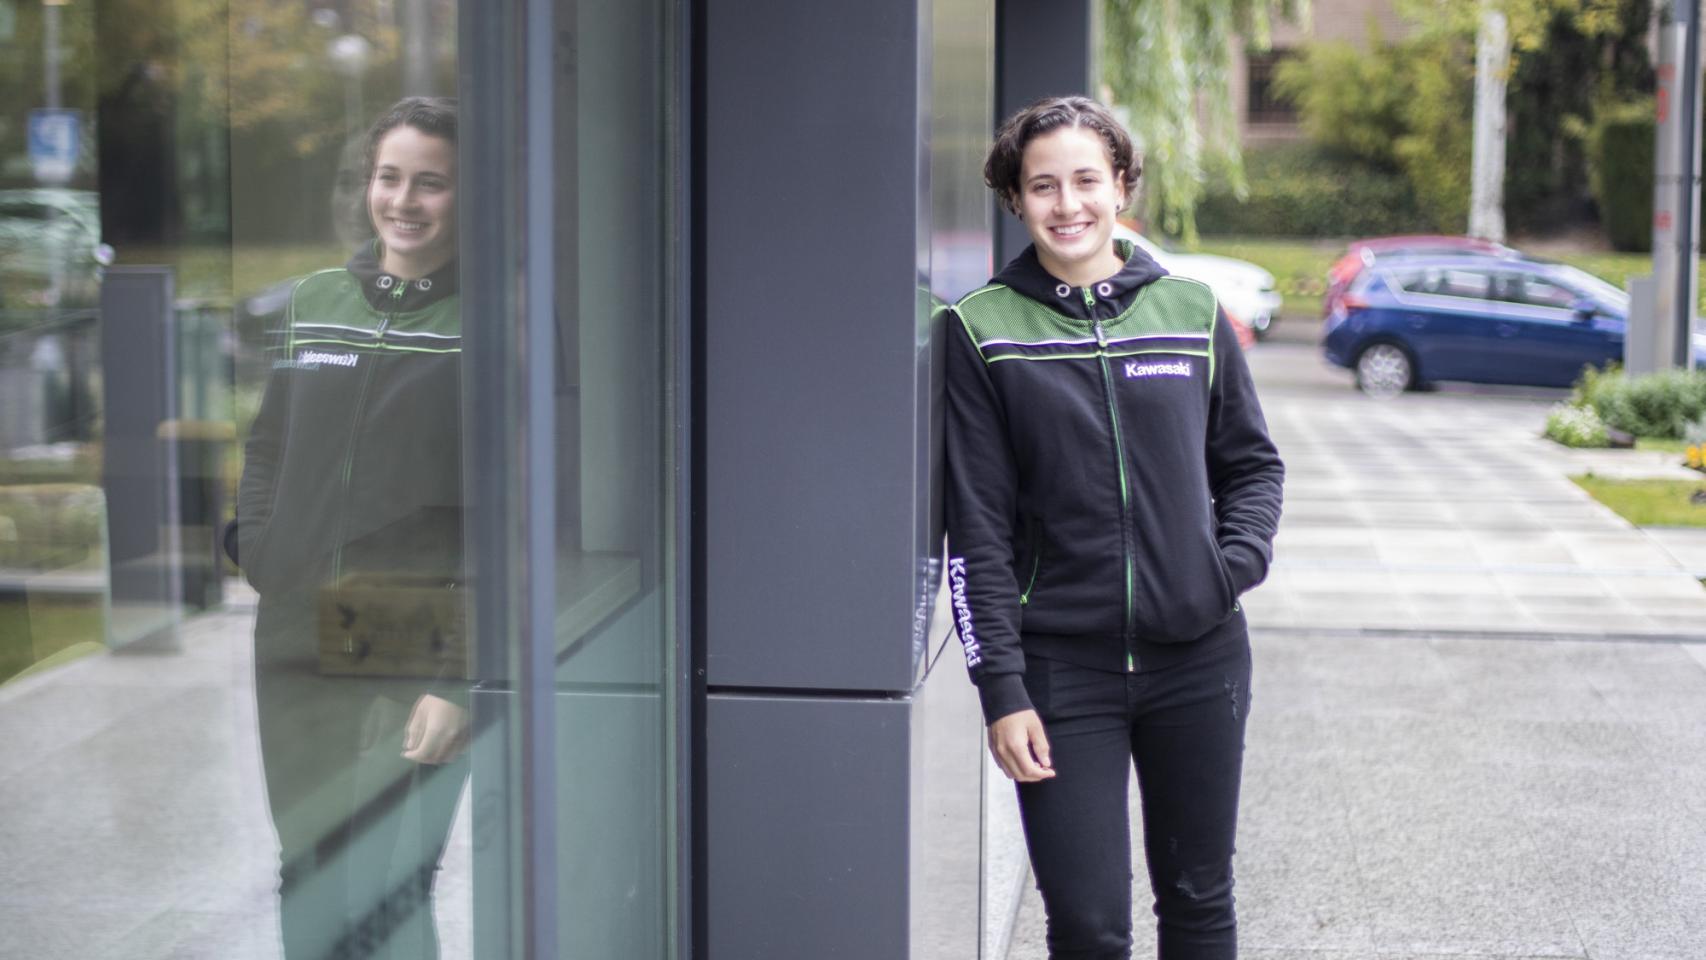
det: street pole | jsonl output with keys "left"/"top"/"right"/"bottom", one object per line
{"left": 1674, "top": 0, "right": 1702, "bottom": 368}
{"left": 402, "top": 0, "right": 432, "bottom": 95}
{"left": 43, "top": 0, "right": 62, "bottom": 110}
{"left": 1469, "top": 2, "right": 1508, "bottom": 242}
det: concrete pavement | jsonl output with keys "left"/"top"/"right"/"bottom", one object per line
{"left": 1006, "top": 339, "right": 1706, "bottom": 959}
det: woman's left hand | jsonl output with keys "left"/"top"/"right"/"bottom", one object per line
{"left": 403, "top": 693, "right": 469, "bottom": 764}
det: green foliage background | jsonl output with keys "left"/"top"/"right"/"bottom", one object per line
{"left": 1195, "top": 143, "right": 1422, "bottom": 236}
{"left": 1197, "top": 0, "right": 1655, "bottom": 239}
{"left": 1102, "top": 0, "right": 1307, "bottom": 242}
{"left": 1588, "top": 100, "right": 1655, "bottom": 251}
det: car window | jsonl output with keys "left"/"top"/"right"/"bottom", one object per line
{"left": 1555, "top": 265, "right": 1629, "bottom": 309}
{"left": 1394, "top": 268, "right": 1494, "bottom": 300}
{"left": 1510, "top": 275, "right": 1580, "bottom": 309}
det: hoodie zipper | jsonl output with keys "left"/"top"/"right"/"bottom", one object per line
{"left": 329, "top": 308, "right": 393, "bottom": 584}
{"left": 1088, "top": 288, "right": 1137, "bottom": 673}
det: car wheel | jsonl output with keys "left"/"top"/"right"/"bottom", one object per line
{"left": 1251, "top": 313, "right": 1272, "bottom": 340}
{"left": 1355, "top": 342, "right": 1413, "bottom": 399}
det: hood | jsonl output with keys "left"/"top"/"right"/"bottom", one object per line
{"left": 348, "top": 241, "right": 460, "bottom": 312}
{"left": 991, "top": 239, "right": 1168, "bottom": 322}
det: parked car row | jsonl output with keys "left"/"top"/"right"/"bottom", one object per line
{"left": 1318, "top": 234, "right": 1690, "bottom": 397}
{"left": 1113, "top": 223, "right": 1281, "bottom": 349}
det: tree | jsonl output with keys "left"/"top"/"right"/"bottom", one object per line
{"left": 1102, "top": 0, "right": 1305, "bottom": 242}
{"left": 1273, "top": 0, "right": 1651, "bottom": 234}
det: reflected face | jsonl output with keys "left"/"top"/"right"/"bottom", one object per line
{"left": 367, "top": 126, "right": 457, "bottom": 277}
{"left": 1016, "top": 126, "right": 1125, "bottom": 283}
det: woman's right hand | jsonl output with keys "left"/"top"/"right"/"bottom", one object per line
{"left": 987, "top": 709, "right": 1055, "bottom": 782}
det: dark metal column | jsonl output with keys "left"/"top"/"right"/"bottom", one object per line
{"left": 993, "top": 0, "right": 1096, "bottom": 268}
{"left": 699, "top": 0, "right": 933, "bottom": 954}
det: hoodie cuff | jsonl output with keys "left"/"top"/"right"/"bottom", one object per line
{"left": 1222, "top": 541, "right": 1269, "bottom": 596}
{"left": 977, "top": 672, "right": 1034, "bottom": 725}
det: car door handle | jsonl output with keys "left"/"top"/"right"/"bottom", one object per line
{"left": 1495, "top": 323, "right": 1518, "bottom": 337}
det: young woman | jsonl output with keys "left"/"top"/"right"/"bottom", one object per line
{"left": 946, "top": 97, "right": 1284, "bottom": 960}
{"left": 237, "top": 97, "right": 467, "bottom": 960}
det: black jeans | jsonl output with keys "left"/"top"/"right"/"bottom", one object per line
{"left": 1016, "top": 635, "right": 1252, "bottom": 960}
{"left": 255, "top": 595, "right": 467, "bottom": 960}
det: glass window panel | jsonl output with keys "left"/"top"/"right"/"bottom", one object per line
{"left": 2, "top": 1, "right": 676, "bottom": 957}
{"left": 547, "top": 0, "right": 677, "bottom": 956}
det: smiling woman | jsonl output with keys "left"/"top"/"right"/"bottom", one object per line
{"left": 948, "top": 96, "right": 1284, "bottom": 960}
{"left": 234, "top": 96, "right": 470, "bottom": 960}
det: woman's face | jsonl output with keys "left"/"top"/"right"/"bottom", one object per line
{"left": 368, "top": 125, "right": 457, "bottom": 278}
{"left": 1015, "top": 125, "right": 1125, "bottom": 283}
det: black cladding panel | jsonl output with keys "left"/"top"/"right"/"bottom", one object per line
{"left": 703, "top": 0, "right": 926, "bottom": 691}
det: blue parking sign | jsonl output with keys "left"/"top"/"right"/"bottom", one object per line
{"left": 28, "top": 109, "right": 81, "bottom": 184}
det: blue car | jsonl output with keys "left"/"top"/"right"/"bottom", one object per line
{"left": 1322, "top": 255, "right": 1647, "bottom": 397}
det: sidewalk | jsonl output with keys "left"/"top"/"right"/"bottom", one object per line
{"left": 1245, "top": 375, "right": 1706, "bottom": 639}
{"left": 1006, "top": 345, "right": 1706, "bottom": 959}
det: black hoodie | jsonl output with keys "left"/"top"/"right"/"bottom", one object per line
{"left": 945, "top": 241, "right": 1284, "bottom": 722}
{"left": 237, "top": 244, "right": 464, "bottom": 615}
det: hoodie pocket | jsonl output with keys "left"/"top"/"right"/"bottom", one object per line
{"left": 1017, "top": 516, "right": 1045, "bottom": 606}
{"left": 1137, "top": 529, "right": 1239, "bottom": 642}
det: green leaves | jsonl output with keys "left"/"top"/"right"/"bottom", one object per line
{"left": 1102, "top": 0, "right": 1305, "bottom": 242}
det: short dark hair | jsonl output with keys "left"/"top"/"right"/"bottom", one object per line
{"left": 983, "top": 96, "right": 1141, "bottom": 217}
{"left": 361, "top": 96, "right": 458, "bottom": 186}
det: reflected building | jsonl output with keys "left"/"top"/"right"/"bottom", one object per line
{"left": 0, "top": 0, "right": 1095, "bottom": 957}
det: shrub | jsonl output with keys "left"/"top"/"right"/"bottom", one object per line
{"left": 1544, "top": 402, "right": 1611, "bottom": 447}
{"left": 1573, "top": 366, "right": 1706, "bottom": 439}
{"left": 1272, "top": 32, "right": 1473, "bottom": 233}
{"left": 1195, "top": 144, "right": 1423, "bottom": 238}
{"left": 1587, "top": 99, "right": 1655, "bottom": 252}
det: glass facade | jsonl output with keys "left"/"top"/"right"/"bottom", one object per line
{"left": 2, "top": 0, "right": 1027, "bottom": 955}
{"left": 1, "top": 1, "right": 677, "bottom": 957}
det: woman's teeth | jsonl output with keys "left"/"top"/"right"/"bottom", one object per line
{"left": 1051, "top": 223, "right": 1089, "bottom": 236}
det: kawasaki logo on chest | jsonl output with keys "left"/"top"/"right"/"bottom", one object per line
{"left": 1124, "top": 358, "right": 1192, "bottom": 379}
{"left": 298, "top": 350, "right": 359, "bottom": 368}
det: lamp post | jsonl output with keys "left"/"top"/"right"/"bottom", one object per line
{"left": 327, "top": 33, "right": 372, "bottom": 136}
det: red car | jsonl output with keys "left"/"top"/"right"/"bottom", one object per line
{"left": 1323, "top": 235, "right": 1517, "bottom": 319}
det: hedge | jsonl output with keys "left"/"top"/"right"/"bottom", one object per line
{"left": 1589, "top": 101, "right": 1655, "bottom": 253}
{"left": 1574, "top": 366, "right": 1706, "bottom": 440}
{"left": 1196, "top": 144, "right": 1424, "bottom": 238}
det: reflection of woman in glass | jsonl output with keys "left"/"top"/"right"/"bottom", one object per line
{"left": 947, "top": 97, "right": 1284, "bottom": 959}
{"left": 237, "top": 97, "right": 466, "bottom": 960}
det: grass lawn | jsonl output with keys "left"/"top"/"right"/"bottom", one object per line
{"left": 1195, "top": 238, "right": 1342, "bottom": 319}
{"left": 0, "top": 596, "right": 105, "bottom": 686}
{"left": 1572, "top": 474, "right": 1706, "bottom": 527}
{"left": 1636, "top": 437, "right": 1690, "bottom": 455}
{"left": 116, "top": 243, "right": 345, "bottom": 302}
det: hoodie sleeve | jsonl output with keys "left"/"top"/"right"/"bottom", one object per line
{"left": 944, "top": 310, "right": 1031, "bottom": 724}
{"left": 235, "top": 347, "right": 292, "bottom": 594}
{"left": 1206, "top": 308, "right": 1285, "bottom": 595}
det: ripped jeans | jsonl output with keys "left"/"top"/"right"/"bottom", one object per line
{"left": 1016, "top": 635, "right": 1252, "bottom": 960}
